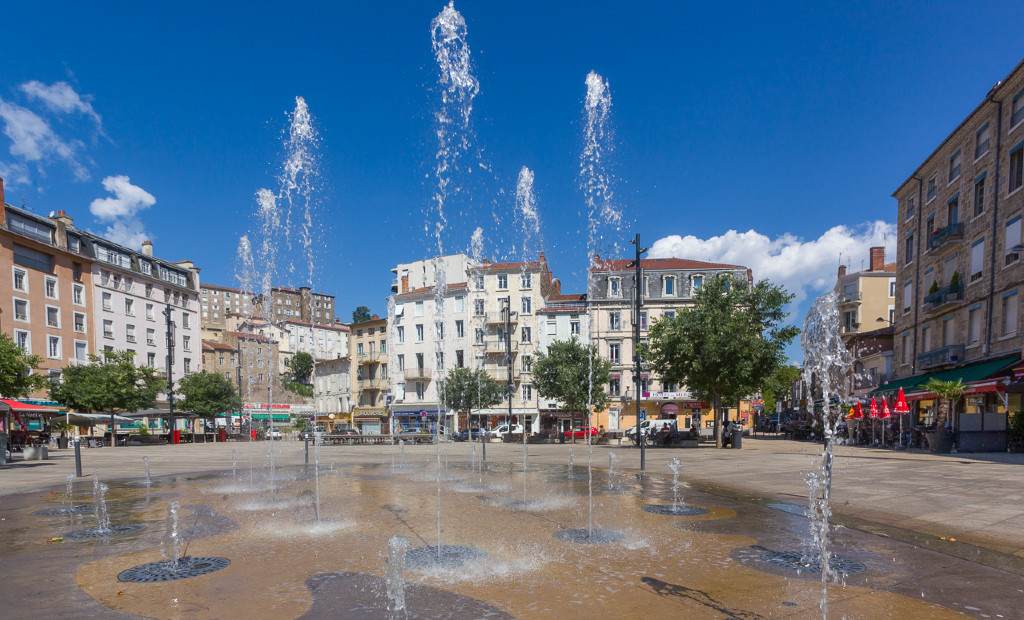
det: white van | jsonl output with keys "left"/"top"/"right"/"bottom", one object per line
{"left": 623, "top": 419, "right": 676, "bottom": 444}
{"left": 487, "top": 424, "right": 524, "bottom": 437}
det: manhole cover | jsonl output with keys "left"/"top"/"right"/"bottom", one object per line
{"left": 33, "top": 505, "right": 93, "bottom": 516}
{"left": 642, "top": 504, "right": 710, "bottom": 516}
{"left": 62, "top": 524, "right": 145, "bottom": 539}
{"left": 760, "top": 550, "right": 866, "bottom": 575}
{"left": 117, "top": 556, "right": 230, "bottom": 582}
{"left": 405, "top": 545, "right": 486, "bottom": 570}
{"left": 553, "top": 528, "right": 627, "bottom": 544}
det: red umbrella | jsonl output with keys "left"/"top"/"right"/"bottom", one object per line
{"left": 852, "top": 401, "right": 863, "bottom": 419}
{"left": 894, "top": 387, "right": 910, "bottom": 414}
{"left": 869, "top": 397, "right": 880, "bottom": 419}
{"left": 881, "top": 399, "right": 892, "bottom": 418}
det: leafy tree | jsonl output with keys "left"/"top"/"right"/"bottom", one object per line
{"left": 437, "top": 366, "right": 505, "bottom": 423}
{"left": 921, "top": 378, "right": 966, "bottom": 430}
{"left": 533, "top": 337, "right": 612, "bottom": 441}
{"left": 761, "top": 365, "right": 801, "bottom": 419}
{"left": 49, "top": 350, "right": 163, "bottom": 447}
{"left": 645, "top": 275, "right": 799, "bottom": 448}
{"left": 286, "top": 351, "right": 315, "bottom": 383}
{"left": 352, "top": 306, "right": 372, "bottom": 323}
{"left": 0, "top": 333, "right": 47, "bottom": 398}
{"left": 178, "top": 371, "right": 242, "bottom": 420}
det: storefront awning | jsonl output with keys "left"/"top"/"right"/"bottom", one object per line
{"left": 872, "top": 354, "right": 1020, "bottom": 398}
{"left": 0, "top": 399, "right": 61, "bottom": 414}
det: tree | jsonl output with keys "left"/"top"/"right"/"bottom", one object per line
{"left": 437, "top": 367, "right": 505, "bottom": 425}
{"left": 49, "top": 350, "right": 163, "bottom": 447}
{"left": 286, "top": 351, "right": 315, "bottom": 383}
{"left": 761, "top": 364, "right": 802, "bottom": 421}
{"left": 352, "top": 306, "right": 372, "bottom": 323}
{"left": 0, "top": 333, "right": 47, "bottom": 398}
{"left": 921, "top": 378, "right": 966, "bottom": 430}
{"left": 533, "top": 337, "right": 612, "bottom": 441}
{"left": 178, "top": 371, "right": 242, "bottom": 420}
{"left": 645, "top": 275, "right": 800, "bottom": 448}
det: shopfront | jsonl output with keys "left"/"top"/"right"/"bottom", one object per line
{"left": 606, "top": 394, "right": 710, "bottom": 430}
{"left": 350, "top": 407, "right": 386, "bottom": 435}
{"left": 392, "top": 408, "right": 448, "bottom": 434}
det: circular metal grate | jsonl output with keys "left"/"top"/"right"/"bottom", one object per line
{"left": 117, "top": 556, "right": 230, "bottom": 582}
{"left": 553, "top": 528, "right": 627, "bottom": 545}
{"left": 62, "top": 524, "right": 145, "bottom": 539}
{"left": 760, "top": 550, "right": 866, "bottom": 576}
{"left": 34, "top": 505, "right": 93, "bottom": 516}
{"left": 642, "top": 504, "right": 710, "bottom": 516}
{"left": 405, "top": 545, "right": 487, "bottom": 570}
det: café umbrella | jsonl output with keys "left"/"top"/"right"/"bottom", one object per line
{"left": 895, "top": 387, "right": 910, "bottom": 447}
{"left": 869, "top": 397, "right": 880, "bottom": 445}
{"left": 880, "top": 399, "right": 892, "bottom": 447}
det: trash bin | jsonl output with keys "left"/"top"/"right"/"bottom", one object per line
{"left": 732, "top": 428, "right": 743, "bottom": 449}
{"left": 172, "top": 430, "right": 181, "bottom": 444}
{"left": 218, "top": 428, "right": 227, "bottom": 442}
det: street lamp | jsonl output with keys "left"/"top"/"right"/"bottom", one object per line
{"left": 163, "top": 304, "right": 176, "bottom": 444}
{"left": 628, "top": 234, "right": 647, "bottom": 471}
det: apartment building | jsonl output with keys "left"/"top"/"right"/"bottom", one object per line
{"left": 588, "top": 257, "right": 752, "bottom": 431}
{"left": 314, "top": 357, "right": 351, "bottom": 430}
{"left": 833, "top": 247, "right": 896, "bottom": 399}
{"left": 1, "top": 194, "right": 94, "bottom": 395}
{"left": 255, "top": 286, "right": 335, "bottom": 323}
{"left": 886, "top": 58, "right": 1024, "bottom": 448}
{"left": 199, "top": 283, "right": 253, "bottom": 338}
{"left": 348, "top": 315, "right": 387, "bottom": 433}
{"left": 536, "top": 293, "right": 589, "bottom": 432}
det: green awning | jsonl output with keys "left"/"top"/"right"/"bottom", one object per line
{"left": 250, "top": 413, "right": 291, "bottom": 421}
{"left": 872, "top": 354, "right": 1020, "bottom": 395}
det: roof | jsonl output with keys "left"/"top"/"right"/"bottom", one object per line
{"left": 872, "top": 354, "right": 1020, "bottom": 395}
{"left": 202, "top": 340, "right": 235, "bottom": 351}
{"left": 279, "top": 319, "right": 350, "bottom": 332}
{"left": 395, "top": 282, "right": 468, "bottom": 298}
{"left": 227, "top": 331, "right": 273, "bottom": 342}
{"left": 589, "top": 257, "right": 745, "bottom": 272}
{"left": 539, "top": 306, "right": 586, "bottom": 314}
{"left": 547, "top": 293, "right": 586, "bottom": 302}
{"left": 469, "top": 259, "right": 547, "bottom": 272}
{"left": 202, "top": 283, "right": 246, "bottom": 293}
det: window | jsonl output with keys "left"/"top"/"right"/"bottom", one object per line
{"left": 414, "top": 301, "right": 424, "bottom": 317}
{"left": 889, "top": 280, "right": 896, "bottom": 297}
{"left": 906, "top": 195, "right": 916, "bottom": 221}
{"left": 96, "top": 245, "right": 130, "bottom": 268}
{"left": 395, "top": 326, "right": 405, "bottom": 343}
{"left": 435, "top": 322, "right": 444, "bottom": 339}
{"left": 103, "top": 319, "right": 113, "bottom": 339}
{"left": 968, "top": 305, "right": 982, "bottom": 345}
{"left": 73, "top": 284, "right": 84, "bottom": 305}
{"left": 609, "top": 343, "right": 621, "bottom": 363}
{"left": 521, "top": 326, "right": 531, "bottom": 343}
{"left": 182, "top": 313, "right": 190, "bottom": 329}
{"left": 943, "top": 316, "right": 956, "bottom": 347}
{"left": 474, "top": 328, "right": 484, "bottom": 344}
{"left": 47, "top": 335, "right": 61, "bottom": 359}
{"left": 976, "top": 123, "right": 990, "bottom": 159}
{"left": 147, "top": 328, "right": 155, "bottom": 345}
{"left": 521, "top": 296, "right": 531, "bottom": 314}
{"left": 947, "top": 194, "right": 959, "bottom": 226}
{"left": 1010, "top": 142, "right": 1023, "bottom": 194}
{"left": 436, "top": 352, "right": 445, "bottom": 371}
{"left": 125, "top": 298, "right": 134, "bottom": 316}
{"left": 570, "top": 320, "right": 580, "bottom": 335}
{"left": 456, "top": 350, "right": 464, "bottom": 368}
{"left": 1003, "top": 291, "right": 1019, "bottom": 337}
{"left": 102, "top": 292, "right": 112, "bottom": 311}
{"left": 13, "top": 245, "right": 52, "bottom": 272}
{"left": 396, "top": 354, "right": 405, "bottom": 372}
{"left": 74, "top": 312, "right": 86, "bottom": 333}
{"left": 183, "top": 335, "right": 191, "bottom": 351}
{"left": 416, "top": 382, "right": 425, "bottom": 399}
{"left": 546, "top": 319, "right": 557, "bottom": 336}
{"left": 184, "top": 358, "right": 192, "bottom": 373}
{"left": 473, "top": 274, "right": 484, "bottom": 290}
{"left": 497, "top": 274, "right": 508, "bottom": 290}
{"left": 13, "top": 267, "right": 27, "bottom": 292}
{"left": 905, "top": 232, "right": 914, "bottom": 264}
{"left": 415, "top": 324, "right": 424, "bottom": 341}
{"left": 14, "top": 329, "right": 30, "bottom": 353}
{"left": 664, "top": 310, "right": 675, "bottom": 320}
{"left": 691, "top": 275, "right": 703, "bottom": 293}
{"left": 454, "top": 296, "right": 464, "bottom": 313}
{"left": 44, "top": 277, "right": 57, "bottom": 299}
{"left": 126, "top": 324, "right": 136, "bottom": 343}
{"left": 113, "top": 274, "right": 122, "bottom": 290}
{"left": 974, "top": 173, "right": 986, "bottom": 217}
{"left": 926, "top": 173, "right": 937, "bottom": 202}
{"left": 522, "top": 355, "right": 533, "bottom": 372}
{"left": 1005, "top": 216, "right": 1022, "bottom": 265}
{"left": 75, "top": 341, "right": 87, "bottom": 361}
{"left": 1013, "top": 89, "right": 1024, "bottom": 129}
{"left": 46, "top": 306, "right": 59, "bottom": 328}
{"left": 140, "top": 261, "right": 152, "bottom": 276}
{"left": 381, "top": 339, "right": 387, "bottom": 353}
{"left": 474, "top": 299, "right": 485, "bottom": 316}
{"left": 664, "top": 276, "right": 676, "bottom": 296}
{"left": 949, "top": 149, "right": 961, "bottom": 183}
{"left": 14, "top": 299, "right": 28, "bottom": 322}
{"left": 923, "top": 268, "right": 934, "bottom": 295}
{"left": 455, "top": 320, "right": 464, "bottom": 338}
{"left": 609, "top": 311, "right": 621, "bottom": 330}
{"left": 902, "top": 281, "right": 912, "bottom": 312}
{"left": 921, "top": 324, "right": 931, "bottom": 352}
{"left": 8, "top": 213, "right": 52, "bottom": 244}
{"left": 971, "top": 238, "right": 985, "bottom": 282}
{"left": 522, "top": 384, "right": 532, "bottom": 401}
{"left": 521, "top": 273, "right": 531, "bottom": 288}
{"left": 147, "top": 352, "right": 156, "bottom": 368}
{"left": 900, "top": 333, "right": 909, "bottom": 364}
{"left": 609, "top": 377, "right": 620, "bottom": 396}
{"left": 609, "top": 277, "right": 621, "bottom": 297}
{"left": 638, "top": 311, "right": 648, "bottom": 330}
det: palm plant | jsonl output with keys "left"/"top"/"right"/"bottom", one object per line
{"left": 921, "top": 378, "right": 966, "bottom": 430}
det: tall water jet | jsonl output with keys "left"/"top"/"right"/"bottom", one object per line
{"left": 386, "top": 535, "right": 410, "bottom": 616}
{"left": 515, "top": 166, "right": 542, "bottom": 498}
{"left": 162, "top": 501, "right": 182, "bottom": 565}
{"left": 142, "top": 456, "right": 152, "bottom": 486}
{"left": 93, "top": 469, "right": 111, "bottom": 534}
{"left": 801, "top": 291, "right": 853, "bottom": 618}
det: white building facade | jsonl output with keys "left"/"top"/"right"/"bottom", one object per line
{"left": 536, "top": 293, "right": 590, "bottom": 432}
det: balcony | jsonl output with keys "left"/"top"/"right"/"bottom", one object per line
{"left": 404, "top": 367, "right": 433, "bottom": 381}
{"left": 918, "top": 345, "right": 965, "bottom": 370}
{"left": 485, "top": 311, "right": 518, "bottom": 325}
{"left": 837, "top": 291, "right": 861, "bottom": 306}
{"left": 358, "top": 378, "right": 382, "bottom": 390}
{"left": 839, "top": 323, "right": 860, "bottom": 335}
{"left": 358, "top": 352, "right": 384, "bottom": 364}
{"left": 926, "top": 223, "right": 964, "bottom": 253}
{"left": 854, "top": 372, "right": 892, "bottom": 391}
{"left": 923, "top": 284, "right": 963, "bottom": 313}
{"left": 482, "top": 339, "right": 519, "bottom": 354}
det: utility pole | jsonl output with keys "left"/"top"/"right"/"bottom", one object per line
{"left": 629, "top": 234, "right": 648, "bottom": 471}
{"left": 164, "top": 304, "right": 176, "bottom": 444}
{"left": 505, "top": 296, "right": 514, "bottom": 437}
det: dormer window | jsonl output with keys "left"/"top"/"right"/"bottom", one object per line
{"left": 664, "top": 276, "right": 676, "bottom": 296}
{"left": 609, "top": 277, "right": 621, "bottom": 297}
{"left": 691, "top": 275, "right": 703, "bottom": 293}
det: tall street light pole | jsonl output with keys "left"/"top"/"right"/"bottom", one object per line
{"left": 629, "top": 234, "right": 648, "bottom": 471}
{"left": 164, "top": 304, "right": 176, "bottom": 444}
{"left": 505, "top": 296, "right": 515, "bottom": 437}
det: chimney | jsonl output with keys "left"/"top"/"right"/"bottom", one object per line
{"left": 52, "top": 209, "right": 74, "bottom": 227}
{"left": 401, "top": 274, "right": 409, "bottom": 293}
{"left": 869, "top": 246, "right": 885, "bottom": 272}
{"left": 141, "top": 240, "right": 153, "bottom": 257}
{"left": 838, "top": 265, "right": 847, "bottom": 278}
{"left": 49, "top": 210, "right": 74, "bottom": 249}
{"left": 371, "top": 313, "right": 379, "bottom": 320}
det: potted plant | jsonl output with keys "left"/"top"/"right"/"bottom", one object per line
{"left": 921, "top": 378, "right": 965, "bottom": 454}
{"left": 1009, "top": 409, "right": 1024, "bottom": 453}
{"left": 949, "top": 270, "right": 961, "bottom": 290}
{"left": 928, "top": 280, "right": 940, "bottom": 295}
{"left": 49, "top": 420, "right": 74, "bottom": 449}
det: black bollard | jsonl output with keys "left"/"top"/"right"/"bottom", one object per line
{"left": 74, "top": 438, "right": 83, "bottom": 477}
{"left": 304, "top": 436, "right": 309, "bottom": 465}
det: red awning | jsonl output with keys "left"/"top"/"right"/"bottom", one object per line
{"left": 660, "top": 404, "right": 680, "bottom": 416}
{"left": 0, "top": 399, "right": 60, "bottom": 413}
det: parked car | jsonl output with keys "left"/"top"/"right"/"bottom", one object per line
{"left": 563, "top": 426, "right": 598, "bottom": 439}
{"left": 487, "top": 424, "right": 524, "bottom": 437}
{"left": 266, "top": 427, "right": 283, "bottom": 440}
{"left": 453, "top": 427, "right": 483, "bottom": 441}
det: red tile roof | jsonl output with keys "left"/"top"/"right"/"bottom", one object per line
{"left": 547, "top": 293, "right": 586, "bottom": 302}
{"left": 202, "top": 340, "right": 235, "bottom": 351}
{"left": 395, "top": 282, "right": 468, "bottom": 298}
{"left": 590, "top": 257, "right": 745, "bottom": 272}
{"left": 469, "top": 259, "right": 547, "bottom": 272}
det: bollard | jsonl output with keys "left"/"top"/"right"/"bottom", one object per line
{"left": 304, "top": 436, "right": 309, "bottom": 465}
{"left": 0, "top": 433, "right": 6, "bottom": 465}
{"left": 74, "top": 438, "right": 83, "bottom": 477}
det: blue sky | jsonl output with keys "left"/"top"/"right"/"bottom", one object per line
{"left": 2, "top": 1, "right": 1023, "bottom": 359}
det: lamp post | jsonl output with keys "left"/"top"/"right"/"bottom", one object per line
{"left": 628, "top": 234, "right": 648, "bottom": 471}
{"left": 163, "top": 304, "right": 176, "bottom": 444}
{"left": 504, "top": 296, "right": 515, "bottom": 439}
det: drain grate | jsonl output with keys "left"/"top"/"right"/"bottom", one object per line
{"left": 117, "top": 556, "right": 230, "bottom": 582}
{"left": 62, "top": 524, "right": 145, "bottom": 539}
{"left": 553, "top": 528, "right": 627, "bottom": 545}
{"left": 405, "top": 545, "right": 487, "bottom": 570}
{"left": 33, "top": 505, "right": 93, "bottom": 516}
{"left": 760, "top": 550, "right": 866, "bottom": 576}
{"left": 642, "top": 504, "right": 710, "bottom": 516}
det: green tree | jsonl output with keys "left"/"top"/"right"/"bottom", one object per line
{"left": 286, "top": 351, "right": 315, "bottom": 383}
{"left": 49, "top": 350, "right": 163, "bottom": 447}
{"left": 645, "top": 275, "right": 800, "bottom": 448}
{"left": 352, "top": 306, "right": 372, "bottom": 323}
{"left": 178, "top": 371, "right": 242, "bottom": 421}
{"left": 533, "top": 337, "right": 612, "bottom": 441}
{"left": 437, "top": 367, "right": 505, "bottom": 424}
{"left": 921, "top": 377, "right": 966, "bottom": 430}
{"left": 0, "top": 333, "right": 47, "bottom": 398}
{"left": 760, "top": 364, "right": 802, "bottom": 420}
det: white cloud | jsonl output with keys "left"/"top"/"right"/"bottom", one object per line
{"left": 20, "top": 81, "right": 102, "bottom": 126}
{"left": 648, "top": 221, "right": 897, "bottom": 310}
{"left": 0, "top": 161, "right": 31, "bottom": 187}
{"left": 89, "top": 175, "right": 156, "bottom": 250}
{"left": 0, "top": 99, "right": 90, "bottom": 181}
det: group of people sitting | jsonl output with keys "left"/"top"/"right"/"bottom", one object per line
{"left": 650, "top": 423, "right": 701, "bottom": 446}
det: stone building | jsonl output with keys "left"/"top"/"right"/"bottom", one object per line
{"left": 348, "top": 315, "right": 387, "bottom": 434}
